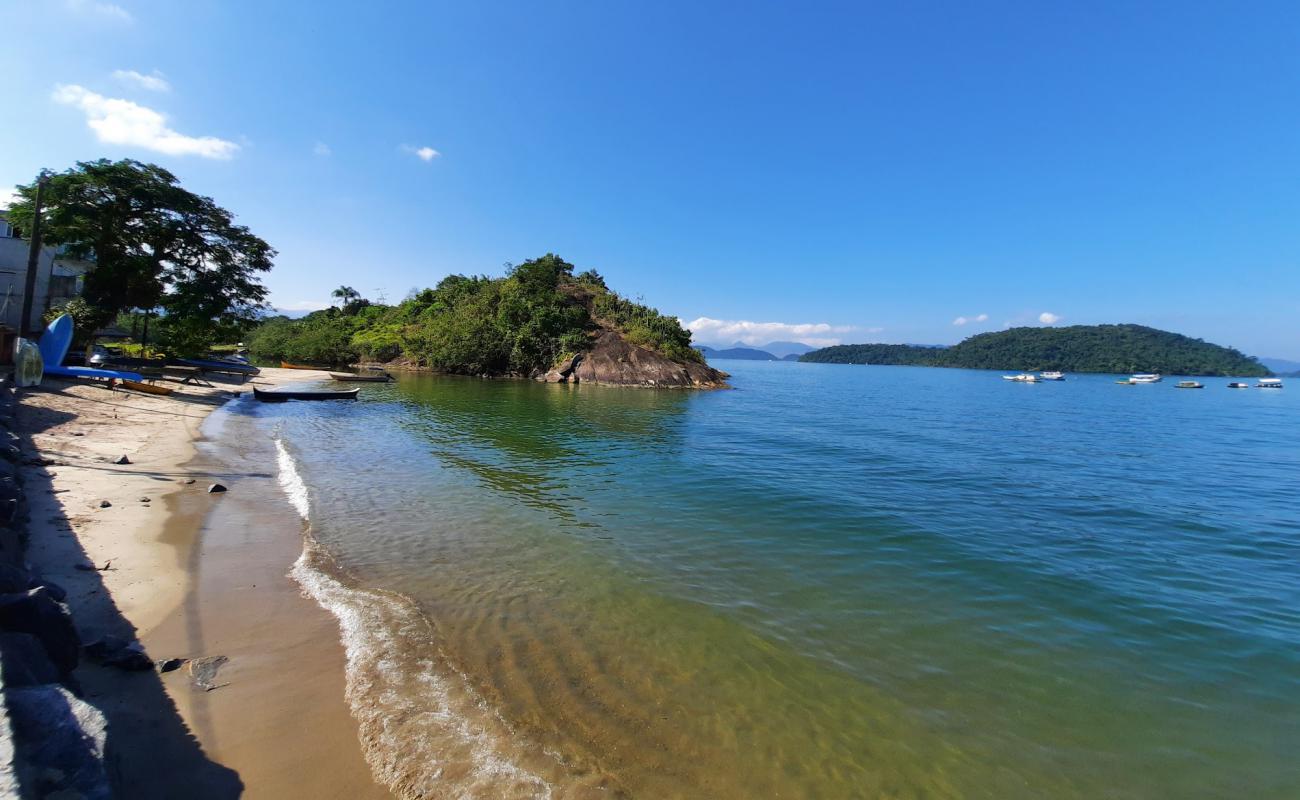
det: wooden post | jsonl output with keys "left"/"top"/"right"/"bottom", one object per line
{"left": 20, "top": 173, "right": 50, "bottom": 337}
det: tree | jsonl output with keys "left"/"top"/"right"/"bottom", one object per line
{"left": 332, "top": 285, "right": 360, "bottom": 306}
{"left": 6, "top": 159, "right": 273, "bottom": 351}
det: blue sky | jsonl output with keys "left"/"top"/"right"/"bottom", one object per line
{"left": 3, "top": 1, "right": 1298, "bottom": 356}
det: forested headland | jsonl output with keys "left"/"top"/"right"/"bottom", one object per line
{"left": 800, "top": 325, "right": 1270, "bottom": 377}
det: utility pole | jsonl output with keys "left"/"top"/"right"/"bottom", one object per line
{"left": 20, "top": 172, "right": 50, "bottom": 337}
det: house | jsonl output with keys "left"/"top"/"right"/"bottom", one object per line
{"left": 0, "top": 212, "right": 93, "bottom": 335}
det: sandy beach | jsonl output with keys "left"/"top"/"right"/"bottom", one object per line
{"left": 16, "top": 368, "right": 389, "bottom": 799}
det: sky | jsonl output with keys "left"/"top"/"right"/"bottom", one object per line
{"left": 2, "top": 1, "right": 1298, "bottom": 357}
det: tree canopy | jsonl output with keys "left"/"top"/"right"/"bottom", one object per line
{"left": 6, "top": 159, "right": 273, "bottom": 353}
{"left": 248, "top": 254, "right": 703, "bottom": 373}
{"left": 800, "top": 325, "right": 1270, "bottom": 377}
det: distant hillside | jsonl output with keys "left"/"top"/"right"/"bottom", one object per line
{"left": 1261, "top": 357, "right": 1300, "bottom": 375}
{"left": 760, "top": 341, "right": 815, "bottom": 358}
{"left": 801, "top": 325, "right": 1270, "bottom": 377}
{"left": 703, "top": 347, "right": 781, "bottom": 361}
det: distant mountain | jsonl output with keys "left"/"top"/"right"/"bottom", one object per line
{"left": 801, "top": 324, "right": 1270, "bottom": 377}
{"left": 781, "top": 353, "right": 802, "bottom": 361}
{"left": 758, "top": 341, "right": 816, "bottom": 358}
{"left": 704, "top": 347, "right": 781, "bottom": 361}
{"left": 1260, "top": 357, "right": 1300, "bottom": 375}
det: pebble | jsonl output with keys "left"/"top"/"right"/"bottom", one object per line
{"left": 112, "top": 455, "right": 130, "bottom": 465}
{"left": 207, "top": 483, "right": 227, "bottom": 494}
{"left": 98, "top": 500, "right": 112, "bottom": 508}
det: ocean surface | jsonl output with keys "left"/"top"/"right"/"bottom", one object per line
{"left": 220, "top": 362, "right": 1300, "bottom": 798}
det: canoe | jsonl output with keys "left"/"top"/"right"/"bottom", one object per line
{"left": 329, "top": 372, "right": 392, "bottom": 382}
{"left": 253, "top": 387, "right": 359, "bottom": 403}
{"left": 176, "top": 358, "right": 260, "bottom": 375}
{"left": 280, "top": 361, "right": 323, "bottom": 370}
{"left": 44, "top": 365, "right": 146, "bottom": 382}
{"left": 121, "top": 380, "right": 174, "bottom": 396}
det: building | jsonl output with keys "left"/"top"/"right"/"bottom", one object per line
{"left": 0, "top": 212, "right": 93, "bottom": 335}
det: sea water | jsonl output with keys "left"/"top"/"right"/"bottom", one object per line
{"left": 224, "top": 362, "right": 1300, "bottom": 798}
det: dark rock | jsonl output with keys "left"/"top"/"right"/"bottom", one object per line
{"left": 570, "top": 331, "right": 730, "bottom": 388}
{"left": 0, "top": 587, "right": 80, "bottom": 674}
{"left": 84, "top": 635, "right": 152, "bottom": 671}
{"left": 98, "top": 500, "right": 111, "bottom": 509}
{"left": 0, "top": 631, "right": 61, "bottom": 686}
{"left": 0, "top": 443, "right": 21, "bottom": 463}
{"left": 182, "top": 478, "right": 196, "bottom": 485}
{"left": 0, "top": 562, "right": 31, "bottom": 593}
{"left": 139, "top": 497, "right": 151, "bottom": 503}
{"left": 157, "top": 657, "right": 187, "bottom": 673}
{"left": 187, "top": 655, "right": 229, "bottom": 690}
{"left": 32, "top": 579, "right": 68, "bottom": 603}
{"left": 71, "top": 432, "right": 85, "bottom": 437}
{"left": 111, "top": 455, "right": 131, "bottom": 465}
{"left": 5, "top": 683, "right": 111, "bottom": 799}
{"left": 207, "top": 483, "right": 227, "bottom": 494}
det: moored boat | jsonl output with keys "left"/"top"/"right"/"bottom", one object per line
{"left": 1176, "top": 381, "right": 1203, "bottom": 389}
{"left": 1002, "top": 373, "right": 1039, "bottom": 382}
{"left": 253, "top": 387, "right": 360, "bottom": 402}
{"left": 1039, "top": 371, "right": 1065, "bottom": 381}
{"left": 1130, "top": 373, "right": 1162, "bottom": 383}
{"left": 280, "top": 361, "right": 325, "bottom": 370}
{"left": 328, "top": 371, "right": 392, "bottom": 382}
{"left": 1227, "top": 382, "right": 1250, "bottom": 388}
{"left": 1256, "top": 378, "right": 1283, "bottom": 389}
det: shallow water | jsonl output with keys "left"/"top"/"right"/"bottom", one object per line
{"left": 229, "top": 363, "right": 1300, "bottom": 798}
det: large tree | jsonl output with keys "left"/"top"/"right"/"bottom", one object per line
{"left": 6, "top": 159, "right": 274, "bottom": 351}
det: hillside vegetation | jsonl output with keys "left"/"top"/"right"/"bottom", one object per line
{"left": 249, "top": 254, "right": 704, "bottom": 375}
{"left": 801, "top": 325, "right": 1270, "bottom": 376}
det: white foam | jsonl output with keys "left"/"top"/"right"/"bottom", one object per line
{"left": 275, "top": 438, "right": 551, "bottom": 799}
{"left": 274, "top": 436, "right": 311, "bottom": 521}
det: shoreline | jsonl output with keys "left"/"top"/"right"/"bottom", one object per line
{"left": 18, "top": 368, "right": 387, "bottom": 798}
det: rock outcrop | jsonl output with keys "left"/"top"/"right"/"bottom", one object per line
{"left": 563, "top": 332, "right": 729, "bottom": 388}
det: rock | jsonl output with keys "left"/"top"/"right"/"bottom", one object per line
{"left": 0, "top": 587, "right": 80, "bottom": 674}
{"left": 187, "top": 655, "right": 229, "bottom": 691}
{"left": 111, "top": 455, "right": 130, "bottom": 465}
{"left": 156, "top": 657, "right": 187, "bottom": 673}
{"left": 0, "top": 562, "right": 31, "bottom": 593}
{"left": 139, "top": 497, "right": 151, "bottom": 503}
{"left": 207, "top": 483, "right": 227, "bottom": 494}
{"left": 4, "top": 683, "right": 111, "bottom": 799}
{"left": 182, "top": 479, "right": 196, "bottom": 485}
{"left": 31, "top": 579, "right": 67, "bottom": 604}
{"left": 83, "top": 635, "right": 153, "bottom": 671}
{"left": 71, "top": 432, "right": 85, "bottom": 437}
{"left": 0, "top": 443, "right": 21, "bottom": 463}
{"left": 98, "top": 500, "right": 111, "bottom": 509}
{"left": 0, "top": 631, "right": 61, "bottom": 687}
{"left": 570, "top": 331, "right": 730, "bottom": 388}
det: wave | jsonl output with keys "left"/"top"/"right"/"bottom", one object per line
{"left": 275, "top": 436, "right": 553, "bottom": 799}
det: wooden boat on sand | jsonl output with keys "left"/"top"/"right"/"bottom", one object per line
{"left": 280, "top": 361, "right": 324, "bottom": 370}
{"left": 328, "top": 371, "right": 392, "bottom": 382}
{"left": 121, "top": 380, "right": 174, "bottom": 396}
{"left": 253, "top": 387, "right": 359, "bottom": 403}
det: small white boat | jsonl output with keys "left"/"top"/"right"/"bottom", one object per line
{"left": 1257, "top": 378, "right": 1283, "bottom": 389}
{"left": 1003, "top": 373, "right": 1039, "bottom": 382}
{"left": 1039, "top": 371, "right": 1065, "bottom": 381}
{"left": 1130, "top": 373, "right": 1162, "bottom": 383}
{"left": 1176, "top": 381, "right": 1203, "bottom": 389}
{"left": 1227, "top": 382, "right": 1250, "bottom": 389}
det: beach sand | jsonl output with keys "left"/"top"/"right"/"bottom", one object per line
{"left": 17, "top": 368, "right": 389, "bottom": 799}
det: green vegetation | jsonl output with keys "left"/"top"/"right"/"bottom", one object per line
{"left": 8, "top": 159, "right": 273, "bottom": 355}
{"left": 248, "top": 254, "right": 704, "bottom": 374}
{"left": 801, "top": 325, "right": 1270, "bottom": 376}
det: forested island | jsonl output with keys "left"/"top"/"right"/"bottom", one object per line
{"left": 250, "top": 254, "right": 727, "bottom": 387}
{"left": 800, "top": 325, "right": 1271, "bottom": 376}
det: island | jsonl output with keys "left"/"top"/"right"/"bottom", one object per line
{"left": 800, "top": 324, "right": 1271, "bottom": 377}
{"left": 250, "top": 254, "right": 728, "bottom": 388}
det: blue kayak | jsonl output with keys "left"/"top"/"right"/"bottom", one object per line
{"left": 38, "top": 315, "right": 144, "bottom": 383}
{"left": 45, "top": 364, "right": 144, "bottom": 382}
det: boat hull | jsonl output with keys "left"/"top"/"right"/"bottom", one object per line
{"left": 253, "top": 387, "right": 359, "bottom": 403}
{"left": 328, "top": 372, "right": 392, "bottom": 382}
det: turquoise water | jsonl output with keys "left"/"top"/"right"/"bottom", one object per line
{"left": 239, "top": 362, "right": 1300, "bottom": 798}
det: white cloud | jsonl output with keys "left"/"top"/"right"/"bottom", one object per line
{"left": 52, "top": 84, "right": 239, "bottom": 160}
{"left": 67, "top": 0, "right": 132, "bottom": 22}
{"left": 313, "top": 141, "right": 332, "bottom": 157}
{"left": 112, "top": 69, "right": 169, "bottom": 92}
{"left": 953, "top": 313, "right": 988, "bottom": 326}
{"left": 278, "top": 300, "right": 331, "bottom": 312}
{"left": 1038, "top": 312, "right": 1062, "bottom": 324}
{"left": 975, "top": 313, "right": 988, "bottom": 322}
{"left": 403, "top": 144, "right": 441, "bottom": 162}
{"left": 685, "top": 317, "right": 867, "bottom": 349}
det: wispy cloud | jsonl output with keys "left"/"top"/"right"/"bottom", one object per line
{"left": 52, "top": 84, "right": 239, "bottom": 159}
{"left": 402, "top": 144, "right": 441, "bottom": 162}
{"left": 313, "top": 141, "right": 332, "bottom": 157}
{"left": 1038, "top": 311, "right": 1062, "bottom": 325}
{"left": 112, "top": 69, "right": 170, "bottom": 92}
{"left": 67, "top": 0, "right": 132, "bottom": 22}
{"left": 685, "top": 317, "right": 868, "bottom": 349}
{"left": 952, "top": 313, "right": 988, "bottom": 326}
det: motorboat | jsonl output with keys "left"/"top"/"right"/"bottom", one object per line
{"left": 1227, "top": 382, "right": 1250, "bottom": 389}
{"left": 1257, "top": 378, "right": 1284, "bottom": 389}
{"left": 1176, "top": 381, "right": 1203, "bottom": 389}
{"left": 1039, "top": 371, "right": 1065, "bottom": 381}
{"left": 1130, "top": 374, "right": 1162, "bottom": 383}
{"left": 1002, "top": 374, "right": 1039, "bottom": 382}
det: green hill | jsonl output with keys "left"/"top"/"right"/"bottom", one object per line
{"left": 801, "top": 325, "right": 1270, "bottom": 377}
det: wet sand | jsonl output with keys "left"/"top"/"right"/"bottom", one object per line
{"left": 18, "top": 368, "right": 389, "bottom": 799}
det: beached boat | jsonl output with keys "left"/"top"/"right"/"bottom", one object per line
{"left": 1176, "top": 381, "right": 1203, "bottom": 389}
{"left": 1002, "top": 374, "right": 1039, "bottom": 382}
{"left": 253, "top": 387, "right": 360, "bottom": 403}
{"left": 1257, "top": 378, "right": 1284, "bottom": 389}
{"left": 328, "top": 371, "right": 392, "bottom": 382}
{"left": 1227, "top": 382, "right": 1250, "bottom": 388}
{"left": 120, "top": 380, "right": 175, "bottom": 396}
{"left": 1130, "top": 373, "right": 1162, "bottom": 383}
{"left": 1039, "top": 371, "right": 1065, "bottom": 381}
{"left": 280, "top": 361, "right": 324, "bottom": 370}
